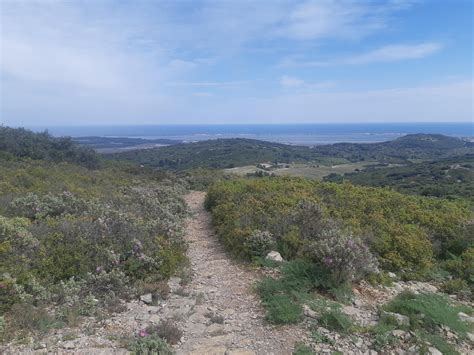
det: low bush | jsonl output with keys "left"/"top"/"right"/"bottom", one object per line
{"left": 245, "top": 230, "right": 276, "bottom": 258}
{"left": 128, "top": 335, "right": 173, "bottom": 355}
{"left": 0, "top": 155, "right": 188, "bottom": 341}
{"left": 145, "top": 319, "right": 182, "bottom": 345}
{"left": 318, "top": 309, "right": 353, "bottom": 333}
{"left": 264, "top": 294, "right": 302, "bottom": 324}
{"left": 293, "top": 343, "right": 314, "bottom": 355}
{"left": 383, "top": 291, "right": 472, "bottom": 336}
{"left": 304, "top": 226, "right": 378, "bottom": 285}
{"left": 256, "top": 260, "right": 346, "bottom": 324}
{"left": 440, "top": 279, "right": 471, "bottom": 299}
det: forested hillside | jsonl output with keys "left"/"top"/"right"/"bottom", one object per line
{"left": 325, "top": 154, "right": 474, "bottom": 201}
{"left": 109, "top": 134, "right": 474, "bottom": 170}
{"left": 313, "top": 134, "right": 474, "bottom": 163}
{"left": 0, "top": 127, "right": 100, "bottom": 168}
{"left": 108, "top": 138, "right": 340, "bottom": 169}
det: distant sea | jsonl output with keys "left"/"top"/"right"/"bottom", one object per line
{"left": 37, "top": 123, "right": 473, "bottom": 146}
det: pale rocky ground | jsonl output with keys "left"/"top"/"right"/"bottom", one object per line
{"left": 2, "top": 191, "right": 473, "bottom": 354}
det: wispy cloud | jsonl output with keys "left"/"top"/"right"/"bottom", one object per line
{"left": 275, "top": 0, "right": 415, "bottom": 40}
{"left": 1, "top": 0, "right": 470, "bottom": 125}
{"left": 279, "top": 42, "right": 443, "bottom": 67}
{"left": 280, "top": 76, "right": 337, "bottom": 92}
{"left": 346, "top": 42, "right": 443, "bottom": 64}
{"left": 167, "top": 81, "right": 249, "bottom": 87}
{"left": 280, "top": 75, "right": 305, "bottom": 87}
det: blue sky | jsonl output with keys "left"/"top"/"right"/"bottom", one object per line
{"left": 1, "top": 0, "right": 472, "bottom": 125}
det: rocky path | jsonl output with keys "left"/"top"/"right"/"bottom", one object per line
{"left": 175, "top": 191, "right": 304, "bottom": 354}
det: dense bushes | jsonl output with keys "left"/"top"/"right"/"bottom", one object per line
{"left": 206, "top": 178, "right": 471, "bottom": 278}
{"left": 0, "top": 156, "right": 188, "bottom": 340}
{"left": 0, "top": 127, "right": 100, "bottom": 168}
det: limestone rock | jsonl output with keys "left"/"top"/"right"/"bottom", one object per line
{"left": 265, "top": 251, "right": 283, "bottom": 262}
{"left": 381, "top": 311, "right": 410, "bottom": 327}
{"left": 303, "top": 304, "right": 319, "bottom": 319}
{"left": 139, "top": 293, "right": 153, "bottom": 304}
{"left": 466, "top": 332, "right": 474, "bottom": 342}
{"left": 427, "top": 347, "right": 442, "bottom": 355}
{"left": 62, "top": 341, "right": 76, "bottom": 350}
{"left": 391, "top": 330, "right": 407, "bottom": 338}
{"left": 458, "top": 312, "right": 474, "bottom": 323}
{"left": 226, "top": 350, "right": 256, "bottom": 355}
{"left": 206, "top": 323, "right": 225, "bottom": 337}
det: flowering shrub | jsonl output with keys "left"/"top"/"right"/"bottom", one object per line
{"left": 206, "top": 178, "right": 471, "bottom": 277}
{"left": 245, "top": 230, "right": 276, "bottom": 258}
{"left": 0, "top": 157, "right": 189, "bottom": 341}
{"left": 128, "top": 335, "right": 173, "bottom": 355}
{"left": 304, "top": 226, "right": 378, "bottom": 285}
{"left": 10, "top": 191, "right": 88, "bottom": 219}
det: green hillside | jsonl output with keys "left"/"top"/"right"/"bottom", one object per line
{"left": 109, "top": 138, "right": 342, "bottom": 169}
{"left": 109, "top": 134, "right": 474, "bottom": 170}
{"left": 313, "top": 134, "right": 474, "bottom": 163}
{"left": 325, "top": 155, "right": 474, "bottom": 201}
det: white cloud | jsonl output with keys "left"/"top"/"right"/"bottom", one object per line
{"left": 280, "top": 75, "right": 305, "bottom": 87}
{"left": 276, "top": 0, "right": 414, "bottom": 40}
{"left": 1, "top": 1, "right": 468, "bottom": 126}
{"left": 279, "top": 42, "right": 443, "bottom": 67}
{"left": 346, "top": 43, "right": 443, "bottom": 64}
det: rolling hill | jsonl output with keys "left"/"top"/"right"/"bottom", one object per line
{"left": 109, "top": 134, "right": 474, "bottom": 170}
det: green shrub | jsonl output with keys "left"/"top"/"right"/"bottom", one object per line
{"left": 264, "top": 294, "right": 302, "bottom": 324}
{"left": 206, "top": 178, "right": 471, "bottom": 277}
{"left": 0, "top": 153, "right": 188, "bottom": 340}
{"left": 128, "top": 335, "right": 173, "bottom": 355}
{"left": 440, "top": 279, "right": 471, "bottom": 298}
{"left": 383, "top": 291, "right": 472, "bottom": 336}
{"left": 293, "top": 343, "right": 314, "bottom": 355}
{"left": 256, "top": 260, "right": 345, "bottom": 324}
{"left": 318, "top": 309, "right": 353, "bottom": 333}
{"left": 370, "top": 322, "right": 399, "bottom": 351}
{"left": 442, "top": 248, "right": 474, "bottom": 284}
{"left": 245, "top": 230, "right": 276, "bottom": 258}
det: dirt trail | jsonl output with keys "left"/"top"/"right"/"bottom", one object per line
{"left": 176, "top": 191, "right": 303, "bottom": 355}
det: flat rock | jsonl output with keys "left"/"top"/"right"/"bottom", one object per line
{"left": 139, "top": 293, "right": 153, "bottom": 304}
{"left": 265, "top": 250, "right": 283, "bottom": 262}
{"left": 62, "top": 341, "right": 76, "bottom": 350}
{"left": 225, "top": 350, "right": 256, "bottom": 355}
{"left": 207, "top": 323, "right": 226, "bottom": 336}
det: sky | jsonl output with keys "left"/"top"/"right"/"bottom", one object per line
{"left": 0, "top": 0, "right": 473, "bottom": 126}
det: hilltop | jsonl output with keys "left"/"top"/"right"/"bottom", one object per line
{"left": 313, "top": 133, "right": 474, "bottom": 163}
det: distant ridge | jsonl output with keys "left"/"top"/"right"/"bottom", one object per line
{"left": 110, "top": 133, "right": 474, "bottom": 170}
